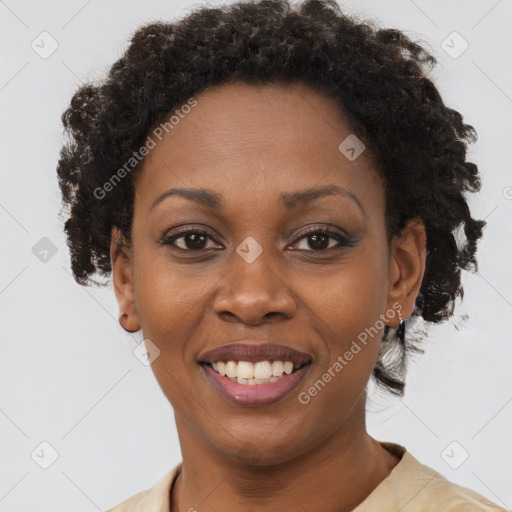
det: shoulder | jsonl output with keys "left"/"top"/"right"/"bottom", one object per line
{"left": 384, "top": 444, "right": 508, "bottom": 511}
{"left": 105, "top": 487, "right": 149, "bottom": 512}
{"left": 105, "top": 463, "right": 182, "bottom": 512}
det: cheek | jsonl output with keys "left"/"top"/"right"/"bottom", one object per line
{"left": 301, "top": 244, "right": 389, "bottom": 379}
{"left": 296, "top": 278, "right": 385, "bottom": 432}
{"left": 309, "top": 250, "right": 388, "bottom": 333}
{"left": 133, "top": 260, "right": 211, "bottom": 410}
{"left": 132, "top": 246, "right": 217, "bottom": 338}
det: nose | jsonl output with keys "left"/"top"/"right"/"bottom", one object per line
{"left": 212, "top": 247, "right": 297, "bottom": 325}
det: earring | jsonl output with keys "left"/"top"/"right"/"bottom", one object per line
{"left": 397, "top": 305, "right": 405, "bottom": 344}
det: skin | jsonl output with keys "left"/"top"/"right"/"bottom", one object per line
{"left": 111, "top": 81, "right": 426, "bottom": 512}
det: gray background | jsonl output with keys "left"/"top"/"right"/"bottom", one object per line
{"left": 1, "top": 0, "right": 511, "bottom": 510}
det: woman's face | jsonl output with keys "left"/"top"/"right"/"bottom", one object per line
{"left": 112, "top": 81, "right": 424, "bottom": 465}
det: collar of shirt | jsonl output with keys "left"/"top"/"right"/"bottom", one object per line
{"left": 106, "top": 442, "right": 507, "bottom": 512}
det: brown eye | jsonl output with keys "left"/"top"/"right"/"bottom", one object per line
{"left": 305, "top": 233, "right": 331, "bottom": 250}
{"left": 176, "top": 232, "right": 208, "bottom": 250}
{"left": 162, "top": 229, "right": 222, "bottom": 251}
{"left": 290, "top": 227, "right": 356, "bottom": 252}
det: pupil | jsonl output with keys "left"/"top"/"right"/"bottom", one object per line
{"left": 186, "top": 233, "right": 206, "bottom": 250}
{"left": 309, "top": 234, "right": 328, "bottom": 250}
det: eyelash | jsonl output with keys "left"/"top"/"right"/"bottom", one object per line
{"left": 160, "top": 225, "right": 355, "bottom": 253}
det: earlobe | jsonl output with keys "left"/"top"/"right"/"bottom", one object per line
{"left": 110, "top": 227, "right": 141, "bottom": 333}
{"left": 386, "top": 218, "right": 427, "bottom": 326}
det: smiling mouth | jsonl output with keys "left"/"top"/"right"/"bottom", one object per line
{"left": 200, "top": 360, "right": 311, "bottom": 386}
{"left": 200, "top": 359, "right": 312, "bottom": 407}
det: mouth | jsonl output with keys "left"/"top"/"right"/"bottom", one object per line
{"left": 198, "top": 342, "right": 313, "bottom": 406}
{"left": 200, "top": 359, "right": 310, "bottom": 385}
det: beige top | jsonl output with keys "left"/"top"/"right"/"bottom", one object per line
{"left": 106, "top": 442, "right": 508, "bottom": 512}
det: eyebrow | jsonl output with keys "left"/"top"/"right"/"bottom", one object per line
{"left": 281, "top": 184, "right": 366, "bottom": 217}
{"left": 149, "top": 184, "right": 366, "bottom": 217}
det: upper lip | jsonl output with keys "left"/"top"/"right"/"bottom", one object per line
{"left": 198, "top": 341, "right": 313, "bottom": 366}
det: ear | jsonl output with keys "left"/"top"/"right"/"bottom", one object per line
{"left": 110, "top": 227, "right": 141, "bottom": 333}
{"left": 386, "top": 217, "right": 427, "bottom": 326}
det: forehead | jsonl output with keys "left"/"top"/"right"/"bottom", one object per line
{"left": 135, "top": 81, "right": 384, "bottom": 215}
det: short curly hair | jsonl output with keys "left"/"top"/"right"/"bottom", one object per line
{"left": 56, "top": 0, "right": 485, "bottom": 396}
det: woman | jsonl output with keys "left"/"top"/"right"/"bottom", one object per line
{"left": 56, "top": 0, "right": 506, "bottom": 510}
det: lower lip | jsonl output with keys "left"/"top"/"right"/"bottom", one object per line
{"left": 201, "top": 363, "right": 311, "bottom": 407}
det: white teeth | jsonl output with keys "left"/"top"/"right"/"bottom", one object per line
{"left": 271, "top": 360, "right": 284, "bottom": 376}
{"left": 237, "top": 361, "right": 254, "bottom": 380}
{"left": 209, "top": 359, "right": 304, "bottom": 382}
{"left": 217, "top": 361, "right": 226, "bottom": 376}
{"left": 230, "top": 376, "right": 284, "bottom": 385}
{"left": 225, "top": 361, "right": 237, "bottom": 378}
{"left": 283, "top": 361, "right": 294, "bottom": 374}
{"left": 254, "top": 361, "right": 272, "bottom": 379}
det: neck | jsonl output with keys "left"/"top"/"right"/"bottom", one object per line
{"left": 170, "top": 398, "right": 400, "bottom": 512}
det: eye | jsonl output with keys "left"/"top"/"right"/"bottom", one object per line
{"left": 160, "top": 228, "right": 223, "bottom": 251}
{"left": 159, "top": 225, "right": 355, "bottom": 253}
{"left": 289, "top": 227, "right": 354, "bottom": 252}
